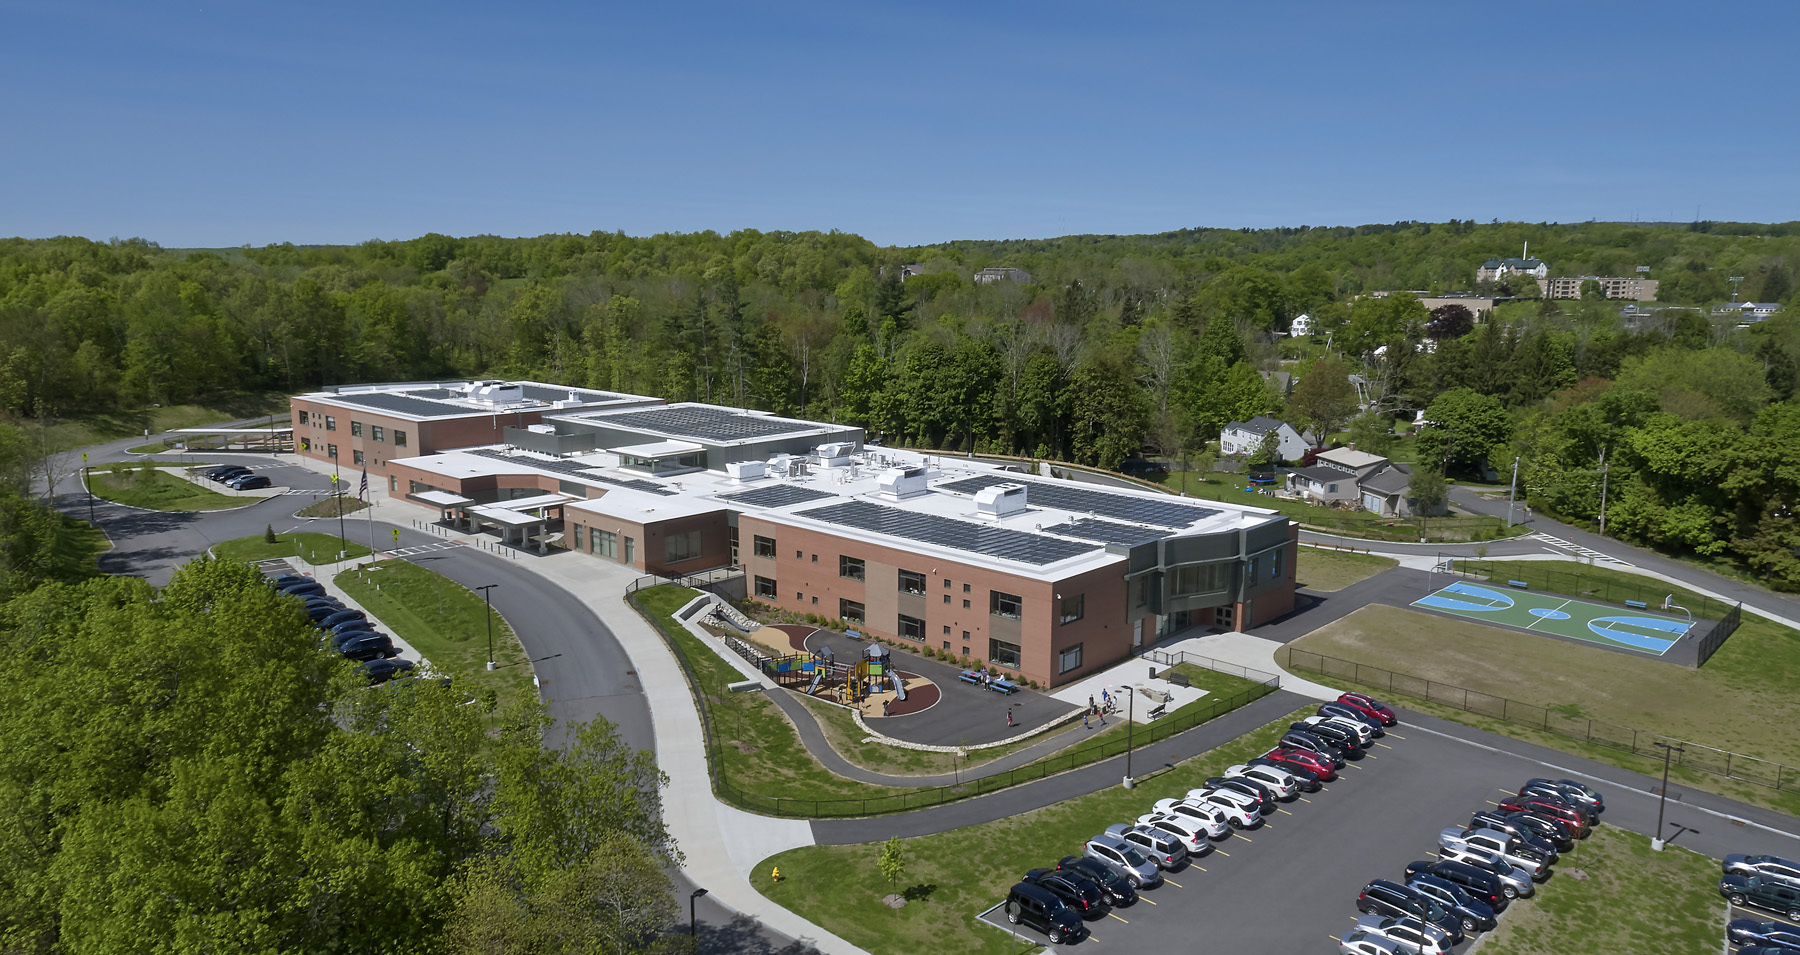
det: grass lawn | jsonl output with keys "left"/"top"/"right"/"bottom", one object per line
{"left": 88, "top": 467, "right": 248, "bottom": 511}
{"left": 36, "top": 393, "right": 289, "bottom": 454}
{"left": 334, "top": 559, "right": 533, "bottom": 718}
{"left": 752, "top": 707, "right": 1313, "bottom": 955}
{"left": 297, "top": 495, "right": 369, "bottom": 518}
{"left": 213, "top": 532, "right": 371, "bottom": 564}
{"left": 1297, "top": 547, "right": 1397, "bottom": 592}
{"left": 1479, "top": 827, "right": 1722, "bottom": 955}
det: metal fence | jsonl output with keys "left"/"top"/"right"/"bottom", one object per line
{"left": 632, "top": 585, "right": 1280, "bottom": 817}
{"left": 1283, "top": 646, "right": 1800, "bottom": 792}
{"left": 1695, "top": 601, "right": 1744, "bottom": 667}
{"left": 1440, "top": 558, "right": 1736, "bottom": 623}
{"left": 1142, "top": 648, "right": 1282, "bottom": 686}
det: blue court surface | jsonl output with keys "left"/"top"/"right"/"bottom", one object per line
{"left": 1411, "top": 581, "right": 1691, "bottom": 656}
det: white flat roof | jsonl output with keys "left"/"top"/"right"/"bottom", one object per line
{"left": 610, "top": 439, "right": 704, "bottom": 458}
{"left": 414, "top": 490, "right": 473, "bottom": 507}
{"left": 1315, "top": 447, "right": 1387, "bottom": 470}
{"left": 493, "top": 493, "right": 572, "bottom": 512}
{"left": 471, "top": 506, "right": 548, "bottom": 527}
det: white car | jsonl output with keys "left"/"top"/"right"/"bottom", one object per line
{"left": 1435, "top": 844, "right": 1535, "bottom": 898}
{"left": 1439, "top": 827, "right": 1549, "bottom": 880}
{"left": 1183, "top": 788, "right": 1260, "bottom": 829}
{"left": 1132, "top": 812, "right": 1214, "bottom": 856}
{"left": 1351, "top": 914, "right": 1452, "bottom": 955}
{"left": 1226, "top": 762, "right": 1300, "bottom": 800}
{"left": 1304, "top": 714, "right": 1375, "bottom": 745}
{"left": 1147, "top": 798, "right": 1230, "bottom": 838}
{"left": 1339, "top": 930, "right": 1406, "bottom": 955}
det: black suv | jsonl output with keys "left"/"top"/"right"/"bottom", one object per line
{"left": 1723, "top": 875, "right": 1800, "bottom": 921}
{"left": 1406, "top": 859, "right": 1508, "bottom": 912}
{"left": 1004, "top": 882, "right": 1082, "bottom": 943}
{"left": 1055, "top": 856, "right": 1137, "bottom": 906}
{"left": 1357, "top": 879, "right": 1464, "bottom": 942}
{"left": 1406, "top": 872, "right": 1498, "bottom": 934}
{"left": 1289, "top": 721, "right": 1365, "bottom": 758}
{"left": 1476, "top": 809, "right": 1572, "bottom": 852}
{"left": 207, "top": 465, "right": 251, "bottom": 482}
{"left": 1023, "top": 868, "right": 1108, "bottom": 919}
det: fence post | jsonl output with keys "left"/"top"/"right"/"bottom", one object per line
{"left": 1461, "top": 688, "right": 1468, "bottom": 710}
{"left": 1631, "top": 729, "right": 1637, "bottom": 753}
{"left": 1585, "top": 719, "right": 1592, "bottom": 743}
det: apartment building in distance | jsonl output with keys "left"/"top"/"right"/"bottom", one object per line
{"left": 288, "top": 380, "right": 658, "bottom": 491}
{"left": 374, "top": 398, "right": 1299, "bottom": 689}
{"left": 1543, "top": 275, "right": 1660, "bottom": 301}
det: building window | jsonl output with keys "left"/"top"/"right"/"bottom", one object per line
{"left": 811, "top": 596, "right": 818, "bottom": 605}
{"left": 897, "top": 614, "right": 925, "bottom": 641}
{"left": 324, "top": 416, "right": 336, "bottom": 431}
{"left": 573, "top": 525, "right": 584, "bottom": 550}
{"left": 394, "top": 430, "right": 407, "bottom": 447}
{"left": 350, "top": 421, "right": 363, "bottom": 437}
{"left": 1134, "top": 578, "right": 1146, "bottom": 608}
{"left": 297, "top": 410, "right": 309, "bottom": 425}
{"left": 839, "top": 555, "right": 865, "bottom": 581}
{"left": 990, "top": 590, "right": 1022, "bottom": 620}
{"left": 755, "top": 576, "right": 777, "bottom": 598}
{"left": 1059, "top": 593, "right": 1085, "bottom": 625}
{"left": 389, "top": 475, "right": 397, "bottom": 491}
{"left": 942, "top": 641, "right": 951, "bottom": 651}
{"left": 597, "top": 530, "right": 618, "bottom": 559}
{"left": 963, "top": 583, "right": 971, "bottom": 593}
{"left": 1248, "top": 557, "right": 1259, "bottom": 580}
{"left": 372, "top": 425, "right": 385, "bottom": 442}
{"left": 300, "top": 437, "right": 311, "bottom": 452}
{"left": 624, "top": 537, "right": 634, "bottom": 564}
{"left": 942, "top": 625, "right": 951, "bottom": 635}
{"left": 352, "top": 449, "right": 365, "bottom": 465}
{"left": 811, "top": 553, "right": 818, "bottom": 563}
{"left": 410, "top": 480, "right": 428, "bottom": 494}
{"left": 753, "top": 535, "right": 776, "bottom": 558}
{"left": 962, "top": 599, "right": 970, "bottom": 609}
{"left": 898, "top": 569, "right": 926, "bottom": 595}
{"left": 327, "top": 443, "right": 338, "bottom": 459}
{"left": 944, "top": 578, "right": 951, "bottom": 589}
{"left": 666, "top": 530, "right": 703, "bottom": 564}
{"left": 1059, "top": 644, "right": 1084, "bottom": 674}
{"left": 1169, "top": 564, "right": 1225, "bottom": 597}
{"left": 839, "top": 599, "right": 865, "bottom": 624}
{"left": 989, "top": 639, "right": 1022, "bottom": 669}
{"left": 796, "top": 550, "right": 803, "bottom": 559}
{"left": 962, "top": 630, "right": 970, "bottom": 641}
{"left": 943, "top": 594, "right": 951, "bottom": 604}
{"left": 1271, "top": 548, "right": 1284, "bottom": 579}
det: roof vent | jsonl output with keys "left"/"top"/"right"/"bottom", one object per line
{"left": 814, "top": 442, "right": 856, "bottom": 467}
{"left": 726, "top": 460, "right": 767, "bottom": 483}
{"left": 876, "top": 466, "right": 930, "bottom": 500}
{"left": 468, "top": 381, "right": 525, "bottom": 406}
{"left": 974, "top": 483, "right": 1029, "bottom": 519}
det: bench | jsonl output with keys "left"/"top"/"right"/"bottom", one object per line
{"left": 958, "top": 669, "right": 986, "bottom": 686}
{"left": 1507, "top": 580, "right": 1530, "bottom": 589}
{"left": 1166, "top": 672, "right": 1191, "bottom": 688}
{"left": 727, "top": 680, "right": 763, "bottom": 693}
{"left": 989, "top": 679, "right": 1019, "bottom": 695}
{"left": 1624, "top": 599, "right": 1648, "bottom": 609}
{"left": 844, "top": 629, "right": 864, "bottom": 640}
{"left": 1147, "top": 703, "right": 1168, "bottom": 720}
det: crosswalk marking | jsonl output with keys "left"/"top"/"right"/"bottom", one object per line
{"left": 1529, "top": 532, "right": 1631, "bottom": 567}
{"left": 387, "top": 540, "right": 465, "bottom": 558}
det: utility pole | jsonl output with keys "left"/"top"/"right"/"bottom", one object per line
{"left": 1506, "top": 455, "right": 1519, "bottom": 527}
{"left": 1598, "top": 447, "right": 1610, "bottom": 538}
{"left": 478, "top": 584, "right": 498, "bottom": 669}
{"left": 1651, "top": 740, "right": 1684, "bottom": 850}
{"left": 1122, "top": 685, "right": 1135, "bottom": 788}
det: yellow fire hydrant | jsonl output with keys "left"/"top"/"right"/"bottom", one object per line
{"left": 771, "top": 866, "right": 783, "bottom": 882}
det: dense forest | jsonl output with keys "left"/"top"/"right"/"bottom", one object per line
{"left": 3, "top": 220, "right": 1800, "bottom": 582}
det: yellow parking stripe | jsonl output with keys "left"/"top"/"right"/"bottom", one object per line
{"left": 1109, "top": 912, "right": 1129, "bottom": 924}
{"left": 1298, "top": 796, "right": 1313, "bottom": 803}
{"left": 1278, "top": 808, "right": 1294, "bottom": 815}
{"left": 1387, "top": 733, "right": 1406, "bottom": 739}
{"left": 1375, "top": 742, "right": 1394, "bottom": 749}
{"left": 1140, "top": 897, "right": 1158, "bottom": 905}
{"left": 1164, "top": 878, "right": 1184, "bottom": 887}
{"left": 1498, "top": 788, "right": 1514, "bottom": 794}
{"left": 1347, "top": 762, "right": 1364, "bottom": 769}
{"left": 1235, "top": 833, "right": 1254, "bottom": 842}
{"left": 1213, "top": 848, "right": 1231, "bottom": 857}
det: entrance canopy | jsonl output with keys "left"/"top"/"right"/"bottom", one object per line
{"left": 413, "top": 490, "right": 474, "bottom": 508}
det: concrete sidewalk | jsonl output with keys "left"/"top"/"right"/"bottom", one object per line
{"left": 1157, "top": 631, "right": 1341, "bottom": 701}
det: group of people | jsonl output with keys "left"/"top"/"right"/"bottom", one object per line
{"left": 1082, "top": 689, "right": 1117, "bottom": 729}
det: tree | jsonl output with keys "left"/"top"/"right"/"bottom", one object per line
{"left": 1285, "top": 358, "right": 1359, "bottom": 438}
{"left": 878, "top": 836, "right": 907, "bottom": 901}
{"left": 1345, "top": 412, "right": 1395, "bottom": 456}
{"left": 1426, "top": 304, "right": 1475, "bottom": 340}
{"left": 1247, "top": 430, "right": 1282, "bottom": 471}
{"left": 1409, "top": 466, "right": 1449, "bottom": 534}
{"left": 1419, "top": 388, "right": 1512, "bottom": 472}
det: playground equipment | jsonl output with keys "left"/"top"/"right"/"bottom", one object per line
{"left": 864, "top": 643, "right": 907, "bottom": 701}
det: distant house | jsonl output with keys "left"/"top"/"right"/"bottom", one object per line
{"left": 1357, "top": 461, "right": 1421, "bottom": 518}
{"left": 1313, "top": 447, "right": 1389, "bottom": 482}
{"left": 1715, "top": 301, "right": 1785, "bottom": 324}
{"left": 1220, "top": 416, "right": 1309, "bottom": 462}
{"left": 1299, "top": 447, "right": 1445, "bottom": 518}
{"left": 1543, "top": 275, "right": 1659, "bottom": 302}
{"left": 1285, "top": 465, "right": 1357, "bottom": 506}
{"left": 1289, "top": 313, "right": 1314, "bottom": 337}
{"left": 1476, "top": 257, "right": 1549, "bottom": 285}
{"left": 973, "top": 266, "right": 1032, "bottom": 285}
{"left": 1262, "top": 370, "right": 1295, "bottom": 400}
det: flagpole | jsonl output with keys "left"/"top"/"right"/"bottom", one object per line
{"left": 362, "top": 467, "right": 376, "bottom": 558}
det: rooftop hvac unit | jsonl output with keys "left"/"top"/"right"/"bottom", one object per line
{"left": 726, "top": 460, "right": 767, "bottom": 483}
{"left": 814, "top": 442, "right": 855, "bottom": 467}
{"left": 526, "top": 424, "right": 556, "bottom": 434}
{"left": 973, "top": 483, "right": 1028, "bottom": 519}
{"left": 877, "top": 466, "right": 930, "bottom": 500}
{"left": 467, "top": 381, "right": 525, "bottom": 406}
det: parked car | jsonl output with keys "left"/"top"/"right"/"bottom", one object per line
{"left": 1181, "top": 788, "right": 1261, "bottom": 828}
{"left": 1405, "top": 859, "right": 1508, "bottom": 912}
{"left": 1202, "top": 776, "right": 1277, "bottom": 814}
{"left": 1319, "top": 701, "right": 1387, "bottom": 736}
{"left": 1356, "top": 879, "right": 1463, "bottom": 943}
{"left": 1438, "top": 827, "right": 1549, "bottom": 880}
{"left": 1529, "top": 777, "right": 1604, "bottom": 813}
{"left": 1724, "top": 875, "right": 1800, "bottom": 920}
{"left": 1303, "top": 713, "right": 1376, "bottom": 745}
{"left": 266, "top": 573, "right": 310, "bottom": 590}
{"left": 1497, "top": 795, "right": 1590, "bottom": 838}
{"left": 359, "top": 658, "right": 416, "bottom": 684}
{"left": 1023, "top": 867, "right": 1107, "bottom": 919}
{"left": 280, "top": 580, "right": 327, "bottom": 599}
{"left": 1278, "top": 730, "right": 1348, "bottom": 766}
{"left": 1476, "top": 809, "right": 1573, "bottom": 852}
{"left": 320, "top": 609, "right": 369, "bottom": 630}
{"left": 337, "top": 635, "right": 398, "bottom": 662}
{"left": 1004, "top": 882, "right": 1083, "bottom": 944}
{"left": 1246, "top": 756, "right": 1324, "bottom": 790}
{"left": 303, "top": 600, "right": 344, "bottom": 623}
{"left": 325, "top": 627, "right": 381, "bottom": 647}
{"left": 207, "top": 466, "right": 251, "bottom": 482}
{"left": 1056, "top": 856, "right": 1138, "bottom": 905}
{"left": 1517, "top": 781, "right": 1598, "bottom": 823}
{"left": 1728, "top": 856, "right": 1800, "bottom": 888}
{"left": 1262, "top": 747, "right": 1338, "bottom": 781}
{"left": 1433, "top": 844, "right": 1535, "bottom": 898}
{"left": 1463, "top": 812, "right": 1559, "bottom": 861}
{"left": 1103, "top": 823, "right": 1186, "bottom": 869}
{"left": 1225, "top": 762, "right": 1302, "bottom": 799}
{"left": 1082, "top": 833, "right": 1161, "bottom": 888}
{"left": 1134, "top": 813, "right": 1217, "bottom": 855}
{"left": 1290, "top": 720, "right": 1365, "bottom": 757}
{"left": 1338, "top": 691, "right": 1398, "bottom": 725}
{"left": 228, "top": 475, "right": 273, "bottom": 490}
{"left": 1729, "top": 918, "right": 1800, "bottom": 948}
{"left": 1350, "top": 914, "right": 1452, "bottom": 955}
{"left": 1144, "top": 798, "right": 1228, "bottom": 839}
{"left": 1338, "top": 930, "right": 1406, "bottom": 955}
{"left": 1738, "top": 946, "right": 1800, "bottom": 955}
{"left": 1406, "top": 872, "right": 1498, "bottom": 933}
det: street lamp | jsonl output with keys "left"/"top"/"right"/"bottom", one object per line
{"left": 1120, "top": 684, "right": 1135, "bottom": 789}
{"left": 477, "top": 584, "right": 498, "bottom": 670}
{"left": 1652, "top": 740, "right": 1685, "bottom": 850}
{"left": 689, "top": 887, "right": 708, "bottom": 949}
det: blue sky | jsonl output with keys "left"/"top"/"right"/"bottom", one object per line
{"left": 3, "top": 1, "right": 1795, "bottom": 248}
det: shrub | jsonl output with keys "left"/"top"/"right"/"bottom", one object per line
{"left": 264, "top": 523, "right": 278, "bottom": 544}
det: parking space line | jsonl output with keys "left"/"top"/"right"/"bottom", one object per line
{"left": 1087, "top": 932, "right": 1101, "bottom": 942}
{"left": 1388, "top": 733, "right": 1406, "bottom": 739}
{"left": 1298, "top": 796, "right": 1312, "bottom": 803}
{"left": 1213, "top": 848, "right": 1230, "bottom": 857}
{"left": 1346, "top": 763, "right": 1363, "bottom": 769}
{"left": 1139, "top": 897, "right": 1157, "bottom": 904}
{"left": 1277, "top": 808, "right": 1294, "bottom": 815}
{"left": 1164, "top": 878, "right": 1184, "bottom": 887}
{"left": 1375, "top": 742, "right": 1393, "bottom": 749}
{"left": 1109, "top": 912, "right": 1129, "bottom": 923}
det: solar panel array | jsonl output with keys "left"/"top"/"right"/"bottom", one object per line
{"left": 516, "top": 383, "right": 623, "bottom": 404}
{"left": 1041, "top": 518, "right": 1168, "bottom": 548}
{"left": 593, "top": 406, "right": 816, "bottom": 442}
{"left": 937, "top": 475, "right": 1219, "bottom": 528}
{"left": 795, "top": 500, "right": 1095, "bottom": 566}
{"left": 330, "top": 391, "right": 478, "bottom": 418}
{"left": 722, "top": 484, "right": 838, "bottom": 508}
{"left": 464, "top": 448, "right": 675, "bottom": 495}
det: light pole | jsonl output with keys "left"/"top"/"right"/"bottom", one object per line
{"left": 477, "top": 584, "right": 498, "bottom": 670}
{"left": 1505, "top": 455, "right": 1519, "bottom": 527}
{"left": 1121, "top": 684, "right": 1135, "bottom": 788}
{"left": 689, "top": 887, "right": 708, "bottom": 950}
{"left": 1652, "top": 740, "right": 1685, "bottom": 850}
{"left": 1598, "top": 446, "right": 1610, "bottom": 538}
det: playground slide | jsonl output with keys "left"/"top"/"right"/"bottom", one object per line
{"left": 891, "top": 673, "right": 907, "bottom": 701}
{"left": 806, "top": 669, "right": 823, "bottom": 695}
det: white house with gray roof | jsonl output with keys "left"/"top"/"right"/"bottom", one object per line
{"left": 1220, "top": 416, "right": 1310, "bottom": 462}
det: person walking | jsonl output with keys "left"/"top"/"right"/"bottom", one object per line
{"left": 883, "top": 698, "right": 890, "bottom": 717}
{"left": 1006, "top": 707, "right": 1014, "bottom": 728}
{"left": 1089, "top": 694, "right": 1095, "bottom": 712}
{"left": 1101, "top": 688, "right": 1111, "bottom": 711}
{"left": 1082, "top": 710, "right": 1090, "bottom": 729}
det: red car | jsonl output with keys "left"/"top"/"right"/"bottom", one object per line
{"left": 1338, "top": 692, "right": 1398, "bottom": 726}
{"left": 1496, "top": 796, "right": 1589, "bottom": 839}
{"left": 1263, "top": 747, "right": 1338, "bottom": 782}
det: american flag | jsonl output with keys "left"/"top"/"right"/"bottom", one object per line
{"left": 358, "top": 467, "right": 368, "bottom": 501}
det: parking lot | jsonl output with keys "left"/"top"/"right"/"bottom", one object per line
{"left": 977, "top": 710, "right": 1800, "bottom": 952}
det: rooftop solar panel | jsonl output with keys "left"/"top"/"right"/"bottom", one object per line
{"left": 1041, "top": 518, "right": 1168, "bottom": 547}
{"left": 515, "top": 383, "right": 624, "bottom": 404}
{"left": 795, "top": 500, "right": 1095, "bottom": 566}
{"left": 330, "top": 391, "right": 476, "bottom": 418}
{"left": 464, "top": 448, "right": 675, "bottom": 495}
{"left": 591, "top": 406, "right": 820, "bottom": 442}
{"left": 936, "top": 475, "right": 1219, "bottom": 528}
{"left": 722, "top": 484, "right": 838, "bottom": 508}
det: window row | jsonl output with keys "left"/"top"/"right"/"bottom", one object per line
{"left": 746, "top": 546, "right": 1092, "bottom": 626}
{"left": 295, "top": 412, "right": 405, "bottom": 446}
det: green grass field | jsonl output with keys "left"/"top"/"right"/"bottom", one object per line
{"left": 1412, "top": 581, "right": 1691, "bottom": 655}
{"left": 213, "top": 532, "right": 370, "bottom": 564}
{"left": 334, "top": 559, "right": 533, "bottom": 718}
{"left": 35, "top": 393, "right": 289, "bottom": 454}
{"left": 296, "top": 495, "right": 369, "bottom": 518}
{"left": 88, "top": 467, "right": 249, "bottom": 511}
{"left": 1297, "top": 547, "right": 1397, "bottom": 592}
{"left": 752, "top": 708, "right": 1311, "bottom": 955}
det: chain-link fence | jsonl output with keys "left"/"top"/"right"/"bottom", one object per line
{"left": 1441, "top": 558, "right": 1735, "bottom": 622}
{"left": 1283, "top": 646, "right": 1800, "bottom": 792}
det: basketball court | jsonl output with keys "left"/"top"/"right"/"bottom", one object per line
{"left": 1411, "top": 580, "right": 1693, "bottom": 656}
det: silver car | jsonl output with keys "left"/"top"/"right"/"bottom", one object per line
{"left": 1103, "top": 823, "right": 1187, "bottom": 870}
{"left": 1226, "top": 762, "right": 1300, "bottom": 800}
{"left": 1442, "top": 827, "right": 1551, "bottom": 879}
{"left": 1083, "top": 832, "right": 1162, "bottom": 888}
{"left": 1436, "top": 844, "right": 1535, "bottom": 898}
{"left": 1352, "top": 914, "right": 1452, "bottom": 955}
